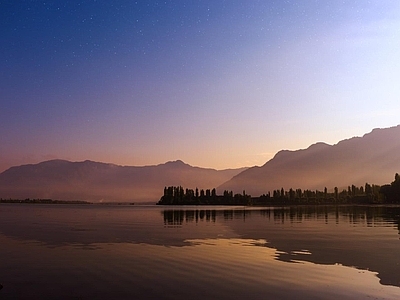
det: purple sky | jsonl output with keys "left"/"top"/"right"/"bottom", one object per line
{"left": 1, "top": 1, "right": 400, "bottom": 172}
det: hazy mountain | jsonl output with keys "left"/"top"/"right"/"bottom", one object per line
{"left": 0, "top": 160, "right": 247, "bottom": 203}
{"left": 2, "top": 125, "right": 399, "bottom": 202}
{"left": 218, "top": 125, "right": 400, "bottom": 196}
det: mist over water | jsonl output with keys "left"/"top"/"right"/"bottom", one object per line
{"left": 0, "top": 204, "right": 400, "bottom": 299}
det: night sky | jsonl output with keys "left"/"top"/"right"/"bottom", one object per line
{"left": 1, "top": 1, "right": 400, "bottom": 171}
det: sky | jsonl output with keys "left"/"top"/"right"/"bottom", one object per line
{"left": 1, "top": 1, "right": 400, "bottom": 172}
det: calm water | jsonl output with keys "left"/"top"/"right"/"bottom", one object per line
{"left": 1, "top": 204, "right": 400, "bottom": 299}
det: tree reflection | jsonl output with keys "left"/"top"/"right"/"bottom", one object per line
{"left": 163, "top": 209, "right": 255, "bottom": 225}
{"left": 162, "top": 206, "right": 400, "bottom": 232}
{"left": 163, "top": 209, "right": 217, "bottom": 226}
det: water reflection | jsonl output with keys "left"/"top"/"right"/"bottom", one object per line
{"left": 163, "top": 209, "right": 217, "bottom": 226}
{"left": 1, "top": 235, "right": 399, "bottom": 300}
{"left": 1, "top": 204, "right": 400, "bottom": 289}
{"left": 162, "top": 205, "right": 400, "bottom": 230}
{"left": 161, "top": 205, "right": 400, "bottom": 287}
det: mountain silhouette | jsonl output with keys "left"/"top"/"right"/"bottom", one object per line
{"left": 2, "top": 125, "right": 399, "bottom": 202}
{"left": 218, "top": 125, "right": 400, "bottom": 196}
{"left": 0, "top": 160, "right": 246, "bottom": 203}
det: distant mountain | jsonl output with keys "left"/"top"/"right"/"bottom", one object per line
{"left": 218, "top": 125, "right": 400, "bottom": 196}
{"left": 0, "top": 160, "right": 247, "bottom": 203}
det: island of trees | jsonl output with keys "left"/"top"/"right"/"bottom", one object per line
{"left": 157, "top": 173, "right": 400, "bottom": 205}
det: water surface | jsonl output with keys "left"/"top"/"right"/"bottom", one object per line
{"left": 0, "top": 204, "right": 399, "bottom": 299}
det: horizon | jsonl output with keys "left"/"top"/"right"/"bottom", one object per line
{"left": 2, "top": 1, "right": 400, "bottom": 173}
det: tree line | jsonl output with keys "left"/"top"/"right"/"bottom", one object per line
{"left": 157, "top": 186, "right": 251, "bottom": 205}
{"left": 157, "top": 173, "right": 400, "bottom": 205}
{"left": 0, "top": 198, "right": 91, "bottom": 204}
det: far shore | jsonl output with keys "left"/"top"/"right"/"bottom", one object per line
{"left": 0, "top": 198, "right": 135, "bottom": 205}
{"left": 3, "top": 198, "right": 400, "bottom": 208}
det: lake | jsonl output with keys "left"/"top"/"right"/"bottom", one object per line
{"left": 0, "top": 204, "right": 400, "bottom": 299}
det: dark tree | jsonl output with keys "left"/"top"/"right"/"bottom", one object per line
{"left": 381, "top": 173, "right": 400, "bottom": 203}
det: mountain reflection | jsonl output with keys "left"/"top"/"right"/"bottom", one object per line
{"left": 161, "top": 205, "right": 400, "bottom": 287}
{"left": 1, "top": 204, "right": 400, "bottom": 287}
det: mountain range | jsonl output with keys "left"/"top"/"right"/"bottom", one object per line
{"left": 0, "top": 160, "right": 246, "bottom": 203}
{"left": 1, "top": 125, "right": 399, "bottom": 202}
{"left": 219, "top": 125, "right": 400, "bottom": 195}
